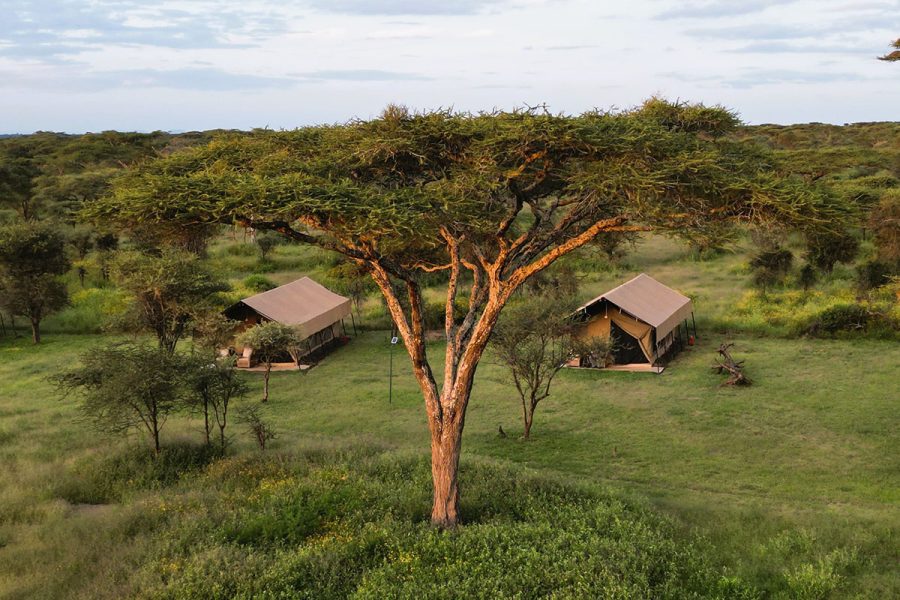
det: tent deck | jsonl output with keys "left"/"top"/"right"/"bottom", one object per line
{"left": 239, "top": 361, "right": 313, "bottom": 372}
{"left": 604, "top": 363, "right": 665, "bottom": 374}
{"left": 566, "top": 363, "right": 665, "bottom": 374}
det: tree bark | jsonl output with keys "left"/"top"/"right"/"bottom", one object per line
{"left": 523, "top": 403, "right": 534, "bottom": 439}
{"left": 203, "top": 401, "right": 211, "bottom": 446}
{"left": 263, "top": 364, "right": 271, "bottom": 402}
{"left": 30, "top": 318, "right": 40, "bottom": 344}
{"left": 430, "top": 425, "right": 462, "bottom": 527}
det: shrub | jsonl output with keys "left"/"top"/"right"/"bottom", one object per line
{"left": 54, "top": 442, "right": 223, "bottom": 504}
{"left": 856, "top": 259, "right": 895, "bottom": 292}
{"left": 243, "top": 274, "right": 277, "bottom": 293}
{"left": 749, "top": 246, "right": 793, "bottom": 291}
{"left": 252, "top": 260, "right": 277, "bottom": 274}
{"left": 45, "top": 287, "right": 129, "bottom": 334}
{"left": 421, "top": 299, "right": 468, "bottom": 331}
{"left": 809, "top": 304, "right": 870, "bottom": 335}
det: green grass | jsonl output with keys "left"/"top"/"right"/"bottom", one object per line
{"left": 0, "top": 330, "right": 897, "bottom": 598}
{"left": 1, "top": 233, "right": 898, "bottom": 598}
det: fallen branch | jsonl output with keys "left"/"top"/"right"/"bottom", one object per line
{"left": 712, "top": 342, "right": 751, "bottom": 386}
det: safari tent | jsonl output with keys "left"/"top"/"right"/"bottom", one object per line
{"left": 570, "top": 273, "right": 695, "bottom": 373}
{"left": 224, "top": 276, "right": 352, "bottom": 367}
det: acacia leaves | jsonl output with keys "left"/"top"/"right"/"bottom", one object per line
{"left": 89, "top": 100, "right": 847, "bottom": 278}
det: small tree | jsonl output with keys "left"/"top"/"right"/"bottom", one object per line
{"left": 0, "top": 222, "right": 70, "bottom": 343}
{"left": 185, "top": 354, "right": 247, "bottom": 449}
{"left": 237, "top": 321, "right": 300, "bottom": 402}
{"left": 113, "top": 249, "right": 227, "bottom": 354}
{"left": 237, "top": 404, "right": 277, "bottom": 450}
{"left": 492, "top": 290, "right": 577, "bottom": 439}
{"left": 798, "top": 263, "right": 818, "bottom": 292}
{"left": 192, "top": 311, "right": 240, "bottom": 352}
{"left": 255, "top": 231, "right": 282, "bottom": 261}
{"left": 749, "top": 246, "right": 793, "bottom": 292}
{"left": 328, "top": 259, "right": 376, "bottom": 325}
{"left": 805, "top": 230, "right": 859, "bottom": 274}
{"left": 56, "top": 344, "right": 186, "bottom": 455}
{"left": 94, "top": 232, "right": 118, "bottom": 281}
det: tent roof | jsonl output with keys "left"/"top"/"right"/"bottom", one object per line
{"left": 231, "top": 276, "right": 351, "bottom": 338}
{"left": 576, "top": 273, "right": 693, "bottom": 339}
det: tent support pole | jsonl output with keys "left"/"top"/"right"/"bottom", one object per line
{"left": 691, "top": 312, "right": 697, "bottom": 338}
{"left": 350, "top": 312, "right": 358, "bottom": 336}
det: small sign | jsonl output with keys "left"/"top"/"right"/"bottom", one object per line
{"left": 391, "top": 336, "right": 399, "bottom": 345}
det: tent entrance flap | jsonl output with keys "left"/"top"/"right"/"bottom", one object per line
{"left": 609, "top": 311, "right": 654, "bottom": 362}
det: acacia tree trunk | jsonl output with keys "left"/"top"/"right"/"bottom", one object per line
{"left": 30, "top": 317, "right": 41, "bottom": 344}
{"left": 262, "top": 364, "right": 271, "bottom": 402}
{"left": 523, "top": 398, "right": 535, "bottom": 440}
{"left": 203, "top": 400, "right": 211, "bottom": 446}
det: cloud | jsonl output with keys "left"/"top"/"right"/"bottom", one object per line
{"left": 662, "top": 68, "right": 868, "bottom": 89}
{"left": 0, "top": 67, "right": 298, "bottom": 92}
{"left": 656, "top": 0, "right": 786, "bottom": 19}
{"left": 728, "top": 41, "right": 870, "bottom": 54}
{"left": 546, "top": 44, "right": 599, "bottom": 51}
{"left": 0, "top": 0, "right": 288, "bottom": 62}
{"left": 684, "top": 23, "right": 823, "bottom": 40}
{"left": 291, "top": 69, "right": 432, "bottom": 81}
{"left": 304, "top": 0, "right": 508, "bottom": 15}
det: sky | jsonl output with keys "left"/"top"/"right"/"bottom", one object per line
{"left": 1, "top": 0, "right": 897, "bottom": 133}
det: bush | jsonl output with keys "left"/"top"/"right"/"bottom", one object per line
{"left": 808, "top": 304, "right": 870, "bottom": 335}
{"left": 252, "top": 260, "right": 277, "bottom": 274}
{"left": 55, "top": 443, "right": 223, "bottom": 504}
{"left": 243, "top": 274, "right": 277, "bottom": 293}
{"left": 421, "top": 299, "right": 468, "bottom": 331}
{"left": 44, "top": 287, "right": 129, "bottom": 333}
{"left": 856, "top": 259, "right": 896, "bottom": 292}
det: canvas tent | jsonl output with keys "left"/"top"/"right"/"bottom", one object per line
{"left": 224, "top": 276, "right": 352, "bottom": 365}
{"left": 571, "top": 273, "right": 694, "bottom": 371}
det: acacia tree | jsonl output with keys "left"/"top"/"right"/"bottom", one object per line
{"left": 112, "top": 249, "right": 227, "bottom": 354}
{"left": 90, "top": 100, "right": 842, "bottom": 527}
{"left": 0, "top": 222, "right": 70, "bottom": 343}
{"left": 492, "top": 289, "right": 611, "bottom": 439}
{"left": 57, "top": 344, "right": 186, "bottom": 455}
{"left": 185, "top": 354, "right": 247, "bottom": 449}
{"left": 237, "top": 321, "right": 300, "bottom": 402}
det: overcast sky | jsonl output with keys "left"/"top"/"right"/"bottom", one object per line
{"left": 1, "top": 0, "right": 897, "bottom": 133}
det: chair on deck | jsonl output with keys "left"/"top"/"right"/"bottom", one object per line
{"left": 236, "top": 346, "right": 253, "bottom": 368}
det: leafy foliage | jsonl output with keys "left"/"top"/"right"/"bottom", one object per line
{"left": 237, "top": 321, "right": 301, "bottom": 402}
{"left": 492, "top": 278, "right": 582, "bottom": 438}
{"left": 141, "top": 451, "right": 750, "bottom": 599}
{"left": 112, "top": 249, "right": 227, "bottom": 353}
{"left": 183, "top": 354, "right": 247, "bottom": 449}
{"left": 56, "top": 344, "right": 189, "bottom": 454}
{"left": 805, "top": 230, "right": 859, "bottom": 274}
{"left": 750, "top": 246, "right": 794, "bottom": 291}
{"left": 878, "top": 38, "right": 900, "bottom": 62}
{"left": 0, "top": 221, "right": 70, "bottom": 342}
